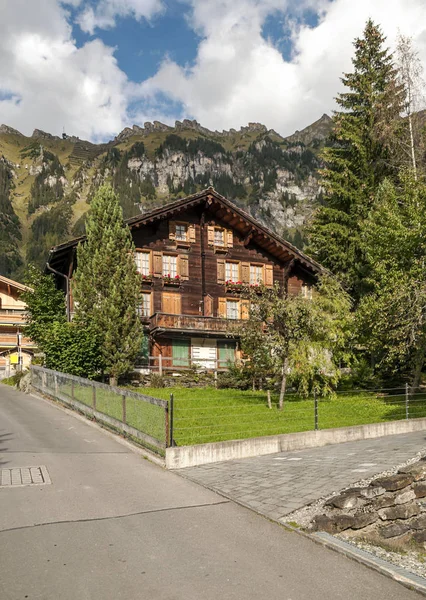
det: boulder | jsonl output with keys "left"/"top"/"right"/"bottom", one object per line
{"left": 379, "top": 522, "right": 410, "bottom": 539}
{"left": 394, "top": 490, "right": 416, "bottom": 505}
{"left": 312, "top": 514, "right": 354, "bottom": 534}
{"left": 371, "top": 474, "right": 414, "bottom": 491}
{"left": 325, "top": 492, "right": 364, "bottom": 510}
{"left": 360, "top": 486, "right": 386, "bottom": 499}
{"left": 412, "top": 530, "right": 426, "bottom": 544}
{"left": 371, "top": 493, "right": 396, "bottom": 510}
{"left": 378, "top": 502, "right": 420, "bottom": 521}
{"left": 398, "top": 462, "right": 426, "bottom": 481}
{"left": 409, "top": 514, "right": 426, "bottom": 530}
{"left": 350, "top": 512, "right": 378, "bottom": 530}
{"left": 413, "top": 482, "right": 426, "bottom": 498}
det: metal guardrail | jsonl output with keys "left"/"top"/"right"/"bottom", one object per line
{"left": 31, "top": 366, "right": 170, "bottom": 456}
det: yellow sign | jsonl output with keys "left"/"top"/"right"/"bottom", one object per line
{"left": 9, "top": 353, "right": 19, "bottom": 365}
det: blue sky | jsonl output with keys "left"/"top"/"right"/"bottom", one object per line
{"left": 1, "top": 0, "right": 426, "bottom": 141}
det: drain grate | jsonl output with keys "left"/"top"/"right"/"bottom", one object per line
{"left": 0, "top": 466, "right": 51, "bottom": 487}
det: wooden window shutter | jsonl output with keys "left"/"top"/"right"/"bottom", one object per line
{"left": 241, "top": 300, "right": 250, "bottom": 320}
{"left": 174, "top": 294, "right": 181, "bottom": 314}
{"left": 179, "top": 255, "right": 189, "bottom": 280}
{"left": 217, "top": 258, "right": 225, "bottom": 284}
{"left": 188, "top": 224, "right": 196, "bottom": 243}
{"left": 169, "top": 221, "right": 176, "bottom": 241}
{"left": 226, "top": 229, "right": 233, "bottom": 248}
{"left": 162, "top": 292, "right": 173, "bottom": 313}
{"left": 218, "top": 297, "right": 227, "bottom": 318}
{"left": 207, "top": 225, "right": 215, "bottom": 245}
{"left": 153, "top": 251, "right": 163, "bottom": 277}
{"left": 204, "top": 294, "right": 213, "bottom": 317}
{"left": 241, "top": 262, "right": 250, "bottom": 284}
{"left": 264, "top": 264, "right": 273, "bottom": 287}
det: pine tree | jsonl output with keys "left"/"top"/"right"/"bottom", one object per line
{"left": 72, "top": 185, "right": 142, "bottom": 385}
{"left": 308, "top": 20, "right": 404, "bottom": 299}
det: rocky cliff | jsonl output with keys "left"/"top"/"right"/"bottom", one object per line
{"left": 0, "top": 115, "right": 333, "bottom": 279}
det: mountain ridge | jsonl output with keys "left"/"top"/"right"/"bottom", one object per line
{"left": 0, "top": 114, "right": 333, "bottom": 281}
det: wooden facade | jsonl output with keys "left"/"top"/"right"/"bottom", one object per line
{"left": 47, "top": 188, "right": 321, "bottom": 371}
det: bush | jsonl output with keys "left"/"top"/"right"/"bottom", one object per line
{"left": 150, "top": 373, "right": 166, "bottom": 388}
{"left": 217, "top": 364, "right": 251, "bottom": 390}
{"left": 1, "top": 370, "right": 27, "bottom": 387}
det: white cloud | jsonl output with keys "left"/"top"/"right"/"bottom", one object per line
{"left": 76, "top": 0, "right": 164, "bottom": 34}
{"left": 136, "top": 0, "right": 426, "bottom": 136}
{"left": 0, "top": 0, "right": 134, "bottom": 140}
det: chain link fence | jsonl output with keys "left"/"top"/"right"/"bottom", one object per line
{"left": 31, "top": 366, "right": 169, "bottom": 456}
{"left": 170, "top": 386, "right": 426, "bottom": 447}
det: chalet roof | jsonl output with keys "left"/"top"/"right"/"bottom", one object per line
{"left": 47, "top": 188, "right": 322, "bottom": 274}
{"left": 0, "top": 274, "right": 32, "bottom": 293}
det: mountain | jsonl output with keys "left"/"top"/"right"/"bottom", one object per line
{"left": 0, "top": 115, "right": 333, "bottom": 280}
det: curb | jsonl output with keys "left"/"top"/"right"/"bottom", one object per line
{"left": 177, "top": 470, "right": 426, "bottom": 597}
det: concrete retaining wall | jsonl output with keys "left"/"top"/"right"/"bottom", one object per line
{"left": 165, "top": 418, "right": 426, "bottom": 469}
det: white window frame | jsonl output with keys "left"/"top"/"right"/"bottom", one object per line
{"left": 175, "top": 223, "right": 188, "bottom": 242}
{"left": 301, "top": 284, "right": 313, "bottom": 300}
{"left": 225, "top": 261, "right": 239, "bottom": 282}
{"left": 162, "top": 254, "right": 178, "bottom": 278}
{"left": 226, "top": 299, "right": 240, "bottom": 320}
{"left": 214, "top": 227, "right": 225, "bottom": 246}
{"left": 250, "top": 264, "right": 263, "bottom": 285}
{"left": 135, "top": 251, "right": 151, "bottom": 276}
{"left": 138, "top": 292, "right": 151, "bottom": 317}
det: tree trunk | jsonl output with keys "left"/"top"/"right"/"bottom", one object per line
{"left": 278, "top": 357, "right": 288, "bottom": 411}
{"left": 267, "top": 390, "right": 272, "bottom": 409}
{"left": 408, "top": 110, "right": 417, "bottom": 181}
{"left": 109, "top": 376, "right": 118, "bottom": 387}
{"left": 411, "top": 349, "right": 425, "bottom": 392}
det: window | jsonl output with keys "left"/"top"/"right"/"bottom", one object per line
{"left": 214, "top": 228, "right": 225, "bottom": 246}
{"left": 225, "top": 261, "right": 239, "bottom": 282}
{"left": 250, "top": 264, "right": 263, "bottom": 285}
{"left": 175, "top": 224, "right": 187, "bottom": 242}
{"left": 138, "top": 293, "right": 151, "bottom": 317}
{"left": 226, "top": 300, "right": 240, "bottom": 320}
{"left": 217, "top": 340, "right": 236, "bottom": 368}
{"left": 162, "top": 255, "right": 177, "bottom": 278}
{"left": 172, "top": 339, "right": 190, "bottom": 367}
{"left": 301, "top": 284, "right": 313, "bottom": 300}
{"left": 135, "top": 251, "right": 150, "bottom": 276}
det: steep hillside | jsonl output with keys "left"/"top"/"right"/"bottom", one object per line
{"left": 0, "top": 116, "right": 333, "bottom": 280}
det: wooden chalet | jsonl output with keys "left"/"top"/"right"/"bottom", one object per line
{"left": 47, "top": 188, "right": 322, "bottom": 371}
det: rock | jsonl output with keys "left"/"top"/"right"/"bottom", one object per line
{"left": 394, "top": 490, "right": 416, "bottom": 505}
{"left": 413, "top": 483, "right": 426, "bottom": 498}
{"left": 379, "top": 522, "right": 410, "bottom": 539}
{"left": 398, "top": 462, "right": 426, "bottom": 481}
{"left": 312, "top": 514, "right": 354, "bottom": 534}
{"left": 371, "top": 493, "right": 396, "bottom": 510}
{"left": 412, "top": 530, "right": 426, "bottom": 544}
{"left": 409, "top": 515, "right": 426, "bottom": 530}
{"left": 378, "top": 502, "right": 420, "bottom": 521}
{"left": 360, "top": 487, "right": 386, "bottom": 499}
{"left": 372, "top": 474, "right": 414, "bottom": 491}
{"left": 351, "top": 512, "right": 378, "bottom": 530}
{"left": 325, "top": 492, "right": 364, "bottom": 510}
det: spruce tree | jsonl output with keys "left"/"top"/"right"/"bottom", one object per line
{"left": 72, "top": 185, "right": 142, "bottom": 385}
{"left": 308, "top": 20, "right": 404, "bottom": 299}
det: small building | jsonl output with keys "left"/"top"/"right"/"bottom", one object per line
{"left": 46, "top": 188, "right": 322, "bottom": 372}
{"left": 0, "top": 275, "right": 35, "bottom": 375}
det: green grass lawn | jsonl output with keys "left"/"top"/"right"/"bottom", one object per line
{"left": 138, "top": 386, "right": 426, "bottom": 447}
{"left": 44, "top": 376, "right": 426, "bottom": 449}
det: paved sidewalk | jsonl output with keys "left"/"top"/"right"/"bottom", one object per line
{"left": 178, "top": 431, "right": 426, "bottom": 522}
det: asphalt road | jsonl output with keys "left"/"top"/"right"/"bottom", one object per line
{"left": 0, "top": 385, "right": 422, "bottom": 600}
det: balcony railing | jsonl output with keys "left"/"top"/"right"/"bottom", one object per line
{"left": 149, "top": 312, "right": 241, "bottom": 334}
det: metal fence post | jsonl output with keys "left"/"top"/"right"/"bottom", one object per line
{"left": 54, "top": 373, "right": 58, "bottom": 397}
{"left": 159, "top": 354, "right": 163, "bottom": 376}
{"left": 314, "top": 391, "right": 319, "bottom": 431}
{"left": 92, "top": 384, "right": 96, "bottom": 410}
{"left": 71, "top": 379, "right": 75, "bottom": 401}
{"left": 169, "top": 393, "right": 174, "bottom": 447}
{"left": 406, "top": 383, "right": 409, "bottom": 420}
{"left": 122, "top": 394, "right": 127, "bottom": 424}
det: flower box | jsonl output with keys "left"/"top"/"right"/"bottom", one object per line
{"left": 163, "top": 274, "right": 181, "bottom": 286}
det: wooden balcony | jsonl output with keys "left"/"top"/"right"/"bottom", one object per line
{"left": 0, "top": 312, "right": 26, "bottom": 325}
{"left": 148, "top": 313, "right": 241, "bottom": 335}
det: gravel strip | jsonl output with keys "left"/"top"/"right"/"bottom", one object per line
{"left": 281, "top": 447, "right": 426, "bottom": 579}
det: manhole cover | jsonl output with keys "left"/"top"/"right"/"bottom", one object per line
{"left": 0, "top": 466, "right": 51, "bottom": 487}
